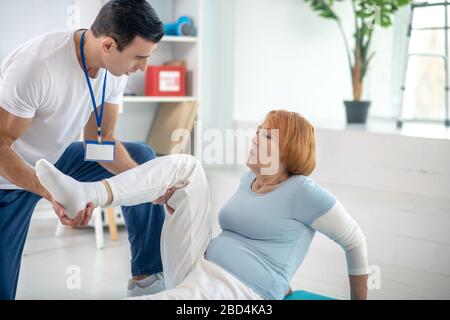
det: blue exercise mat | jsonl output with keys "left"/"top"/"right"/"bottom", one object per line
{"left": 283, "top": 290, "right": 335, "bottom": 300}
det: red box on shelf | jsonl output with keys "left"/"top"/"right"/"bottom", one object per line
{"left": 145, "top": 65, "right": 186, "bottom": 96}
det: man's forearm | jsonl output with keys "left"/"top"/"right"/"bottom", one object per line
{"left": 98, "top": 139, "right": 138, "bottom": 175}
{"left": 0, "top": 144, "right": 51, "bottom": 200}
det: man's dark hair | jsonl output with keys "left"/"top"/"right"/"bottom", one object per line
{"left": 91, "top": 0, "right": 164, "bottom": 51}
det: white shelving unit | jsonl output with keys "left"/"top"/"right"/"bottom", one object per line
{"left": 161, "top": 35, "right": 198, "bottom": 43}
{"left": 118, "top": 0, "right": 203, "bottom": 155}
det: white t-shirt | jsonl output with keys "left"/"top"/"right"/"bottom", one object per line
{"left": 0, "top": 30, "right": 128, "bottom": 189}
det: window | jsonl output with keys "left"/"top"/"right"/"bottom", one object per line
{"left": 402, "top": 1, "right": 449, "bottom": 122}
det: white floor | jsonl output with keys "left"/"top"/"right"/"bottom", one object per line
{"left": 16, "top": 166, "right": 450, "bottom": 300}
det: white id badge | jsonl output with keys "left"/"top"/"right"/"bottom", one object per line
{"left": 84, "top": 141, "right": 116, "bottom": 162}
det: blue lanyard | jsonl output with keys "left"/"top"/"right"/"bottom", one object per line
{"left": 80, "top": 30, "right": 107, "bottom": 143}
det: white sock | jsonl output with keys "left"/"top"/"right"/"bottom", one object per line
{"left": 35, "top": 159, "right": 108, "bottom": 219}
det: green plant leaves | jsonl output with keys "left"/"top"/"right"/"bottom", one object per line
{"left": 304, "top": 0, "right": 344, "bottom": 21}
{"left": 304, "top": 0, "right": 410, "bottom": 28}
{"left": 354, "top": 0, "right": 406, "bottom": 28}
{"left": 304, "top": 0, "right": 410, "bottom": 98}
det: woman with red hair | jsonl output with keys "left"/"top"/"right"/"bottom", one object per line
{"left": 35, "top": 110, "right": 369, "bottom": 300}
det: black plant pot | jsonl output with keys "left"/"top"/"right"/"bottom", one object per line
{"left": 344, "top": 100, "right": 371, "bottom": 124}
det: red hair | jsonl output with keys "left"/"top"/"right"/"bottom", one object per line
{"left": 265, "top": 110, "right": 316, "bottom": 176}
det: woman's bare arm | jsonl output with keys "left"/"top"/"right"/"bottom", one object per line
{"left": 349, "top": 274, "right": 368, "bottom": 300}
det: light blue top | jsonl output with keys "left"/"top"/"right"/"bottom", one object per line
{"left": 205, "top": 170, "right": 337, "bottom": 300}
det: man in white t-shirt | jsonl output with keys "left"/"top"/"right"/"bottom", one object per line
{"left": 0, "top": 0, "right": 173, "bottom": 300}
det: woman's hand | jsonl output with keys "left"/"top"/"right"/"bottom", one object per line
{"left": 152, "top": 187, "right": 176, "bottom": 214}
{"left": 349, "top": 274, "right": 368, "bottom": 300}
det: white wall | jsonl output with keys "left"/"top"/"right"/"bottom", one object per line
{"left": 309, "top": 128, "right": 450, "bottom": 299}
{"left": 72, "top": 0, "right": 105, "bottom": 28}
{"left": 230, "top": 0, "right": 404, "bottom": 126}
{"left": 0, "top": 0, "right": 73, "bottom": 61}
{"left": 0, "top": 0, "right": 107, "bottom": 61}
{"left": 200, "top": 0, "right": 236, "bottom": 132}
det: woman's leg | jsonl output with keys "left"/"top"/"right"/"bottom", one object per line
{"left": 36, "top": 154, "right": 212, "bottom": 290}
{"left": 128, "top": 257, "right": 263, "bottom": 300}
{"left": 105, "top": 154, "right": 212, "bottom": 289}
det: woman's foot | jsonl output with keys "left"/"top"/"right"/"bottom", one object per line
{"left": 35, "top": 159, "right": 108, "bottom": 219}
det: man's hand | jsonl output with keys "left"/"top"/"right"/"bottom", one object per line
{"left": 152, "top": 187, "right": 176, "bottom": 214}
{"left": 52, "top": 198, "right": 94, "bottom": 227}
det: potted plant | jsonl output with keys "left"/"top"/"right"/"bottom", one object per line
{"left": 305, "top": 0, "right": 410, "bottom": 123}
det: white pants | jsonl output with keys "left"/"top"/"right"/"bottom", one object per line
{"left": 105, "top": 154, "right": 261, "bottom": 300}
